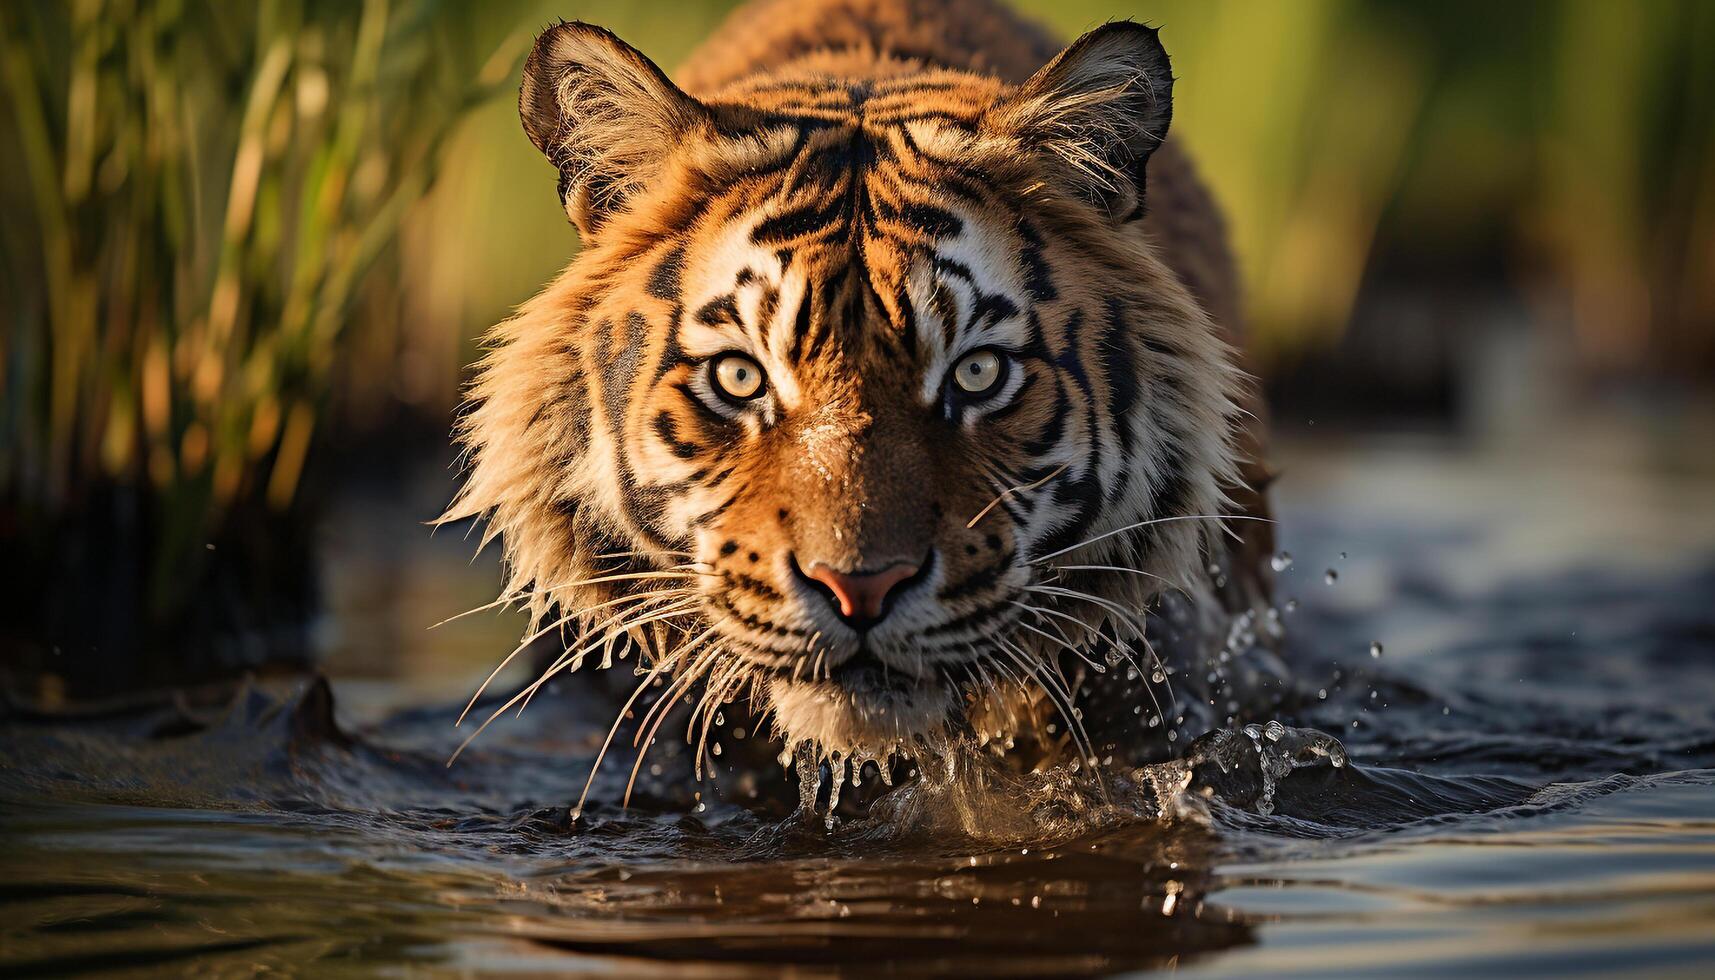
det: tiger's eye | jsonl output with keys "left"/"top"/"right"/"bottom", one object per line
{"left": 711, "top": 353, "right": 765, "bottom": 401}
{"left": 952, "top": 349, "right": 1003, "bottom": 395}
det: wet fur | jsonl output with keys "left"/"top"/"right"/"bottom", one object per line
{"left": 444, "top": 0, "right": 1274, "bottom": 776}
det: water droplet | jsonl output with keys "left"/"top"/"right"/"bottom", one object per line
{"left": 1151, "top": 669, "right": 1165, "bottom": 684}
{"left": 1270, "top": 551, "right": 1293, "bottom": 572}
{"left": 1324, "top": 569, "right": 1339, "bottom": 585}
{"left": 1369, "top": 641, "right": 1384, "bottom": 659}
{"left": 1285, "top": 599, "right": 1299, "bottom": 613}
{"left": 714, "top": 711, "right": 725, "bottom": 725}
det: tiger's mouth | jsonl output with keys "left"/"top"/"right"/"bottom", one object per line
{"left": 826, "top": 650, "right": 917, "bottom": 694}
{"left": 765, "top": 660, "right": 958, "bottom": 750}
{"left": 708, "top": 563, "right": 1031, "bottom": 750}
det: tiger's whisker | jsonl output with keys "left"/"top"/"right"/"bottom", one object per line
{"left": 456, "top": 611, "right": 574, "bottom": 726}
{"left": 691, "top": 663, "right": 749, "bottom": 781}
{"left": 1049, "top": 562, "right": 1186, "bottom": 594}
{"left": 967, "top": 463, "right": 1068, "bottom": 529}
{"left": 1030, "top": 513, "right": 1274, "bottom": 565}
{"left": 624, "top": 635, "right": 725, "bottom": 806}
{"left": 1009, "top": 599, "right": 1093, "bottom": 646}
{"left": 514, "top": 596, "right": 701, "bottom": 717}
{"left": 444, "top": 596, "right": 702, "bottom": 766}
{"left": 993, "top": 638, "right": 1101, "bottom": 782}
{"left": 575, "top": 642, "right": 702, "bottom": 818}
{"left": 456, "top": 586, "right": 692, "bottom": 725}
{"left": 630, "top": 628, "right": 723, "bottom": 750}
{"left": 588, "top": 548, "right": 694, "bottom": 561}
{"left": 428, "top": 587, "right": 533, "bottom": 630}
{"left": 1025, "top": 584, "right": 1150, "bottom": 643}
{"left": 1012, "top": 596, "right": 1165, "bottom": 721}
{"left": 437, "top": 565, "right": 705, "bottom": 635}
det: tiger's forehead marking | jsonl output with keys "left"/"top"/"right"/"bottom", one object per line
{"left": 713, "top": 70, "right": 1004, "bottom": 125}
{"left": 680, "top": 219, "right": 808, "bottom": 410}
{"left": 906, "top": 201, "right": 1031, "bottom": 405}
{"left": 667, "top": 79, "right": 1044, "bottom": 425}
{"left": 676, "top": 132, "right": 1035, "bottom": 411}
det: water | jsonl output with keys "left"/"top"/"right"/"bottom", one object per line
{"left": 5, "top": 431, "right": 1715, "bottom": 975}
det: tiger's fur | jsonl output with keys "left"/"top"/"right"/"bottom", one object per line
{"left": 445, "top": 0, "right": 1276, "bottom": 779}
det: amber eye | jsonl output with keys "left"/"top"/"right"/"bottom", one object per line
{"left": 951, "top": 349, "right": 1004, "bottom": 396}
{"left": 710, "top": 353, "right": 765, "bottom": 402}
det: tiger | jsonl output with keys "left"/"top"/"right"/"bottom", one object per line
{"left": 443, "top": 0, "right": 1281, "bottom": 799}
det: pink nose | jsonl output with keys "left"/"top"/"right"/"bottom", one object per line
{"left": 802, "top": 560, "right": 921, "bottom": 625}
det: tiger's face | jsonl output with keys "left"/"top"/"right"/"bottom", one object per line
{"left": 448, "top": 22, "right": 1241, "bottom": 758}
{"left": 660, "top": 187, "right": 1072, "bottom": 748}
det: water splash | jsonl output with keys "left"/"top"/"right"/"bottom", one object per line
{"left": 1177, "top": 721, "right": 1349, "bottom": 817}
{"left": 792, "top": 738, "right": 912, "bottom": 830}
{"left": 784, "top": 722, "right": 1348, "bottom": 839}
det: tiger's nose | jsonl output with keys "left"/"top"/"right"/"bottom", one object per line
{"left": 796, "top": 558, "right": 923, "bottom": 630}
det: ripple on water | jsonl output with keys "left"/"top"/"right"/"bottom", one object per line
{"left": 3, "top": 556, "right": 1715, "bottom": 974}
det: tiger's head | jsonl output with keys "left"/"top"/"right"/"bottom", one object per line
{"left": 448, "top": 21, "right": 1243, "bottom": 760}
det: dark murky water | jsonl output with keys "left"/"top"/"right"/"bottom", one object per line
{"left": 5, "top": 434, "right": 1715, "bottom": 976}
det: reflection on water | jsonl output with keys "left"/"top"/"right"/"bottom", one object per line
{"left": 4, "top": 424, "right": 1715, "bottom": 975}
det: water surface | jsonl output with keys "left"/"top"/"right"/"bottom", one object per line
{"left": 5, "top": 431, "right": 1714, "bottom": 976}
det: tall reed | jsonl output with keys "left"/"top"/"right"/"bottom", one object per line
{"left": 0, "top": 0, "right": 526, "bottom": 698}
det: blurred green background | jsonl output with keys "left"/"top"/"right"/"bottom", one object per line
{"left": 3, "top": 0, "right": 1713, "bottom": 698}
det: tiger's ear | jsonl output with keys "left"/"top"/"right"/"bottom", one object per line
{"left": 990, "top": 22, "right": 1174, "bottom": 222}
{"left": 519, "top": 22, "right": 709, "bottom": 236}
